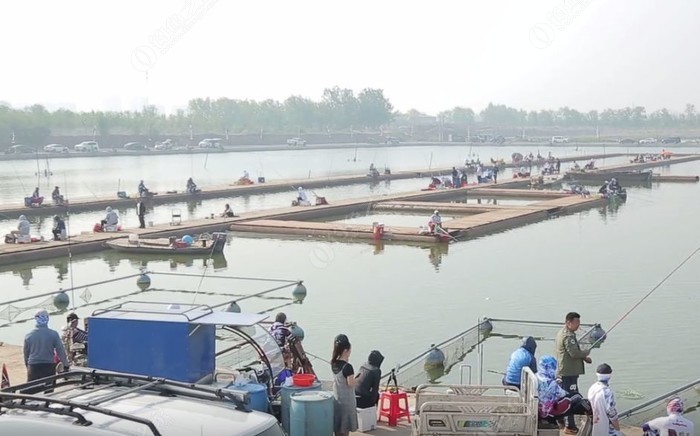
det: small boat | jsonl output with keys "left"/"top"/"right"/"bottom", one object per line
{"left": 604, "top": 188, "right": 628, "bottom": 201}
{"left": 564, "top": 170, "right": 653, "bottom": 184}
{"left": 105, "top": 232, "right": 227, "bottom": 254}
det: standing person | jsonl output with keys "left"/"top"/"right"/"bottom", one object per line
{"left": 502, "top": 336, "right": 537, "bottom": 389}
{"left": 331, "top": 334, "right": 358, "bottom": 436}
{"left": 136, "top": 199, "right": 146, "bottom": 229}
{"left": 642, "top": 397, "right": 694, "bottom": 436}
{"left": 23, "top": 309, "right": 69, "bottom": 381}
{"left": 588, "top": 363, "right": 622, "bottom": 436}
{"left": 493, "top": 165, "right": 499, "bottom": 183}
{"left": 555, "top": 312, "right": 592, "bottom": 434}
{"left": 451, "top": 167, "right": 459, "bottom": 187}
{"left": 355, "top": 350, "right": 384, "bottom": 409}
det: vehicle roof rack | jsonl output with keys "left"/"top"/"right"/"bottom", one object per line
{"left": 1, "top": 369, "right": 253, "bottom": 434}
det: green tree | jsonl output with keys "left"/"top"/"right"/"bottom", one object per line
{"left": 357, "top": 88, "right": 393, "bottom": 128}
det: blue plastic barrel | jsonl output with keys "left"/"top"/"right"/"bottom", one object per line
{"left": 227, "top": 383, "right": 269, "bottom": 413}
{"left": 290, "top": 391, "right": 334, "bottom": 436}
{"left": 281, "top": 381, "right": 322, "bottom": 434}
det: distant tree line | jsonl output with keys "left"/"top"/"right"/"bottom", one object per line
{"left": 2, "top": 89, "right": 699, "bottom": 145}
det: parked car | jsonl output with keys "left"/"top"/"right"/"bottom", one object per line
{"left": 198, "top": 138, "right": 223, "bottom": 148}
{"left": 639, "top": 138, "right": 657, "bottom": 144}
{"left": 154, "top": 139, "right": 174, "bottom": 150}
{"left": 43, "top": 143, "right": 69, "bottom": 153}
{"left": 661, "top": 136, "right": 681, "bottom": 144}
{"left": 74, "top": 141, "right": 100, "bottom": 152}
{"left": 4, "top": 144, "right": 36, "bottom": 154}
{"left": 551, "top": 136, "right": 569, "bottom": 144}
{"left": 385, "top": 137, "right": 400, "bottom": 145}
{"left": 0, "top": 370, "right": 285, "bottom": 436}
{"left": 491, "top": 135, "right": 506, "bottom": 144}
{"left": 123, "top": 142, "right": 147, "bottom": 151}
{"left": 619, "top": 138, "right": 636, "bottom": 144}
{"left": 286, "top": 138, "right": 307, "bottom": 146}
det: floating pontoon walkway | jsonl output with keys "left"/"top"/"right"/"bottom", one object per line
{"left": 2, "top": 154, "right": 698, "bottom": 265}
{"left": 0, "top": 153, "right": 623, "bottom": 218}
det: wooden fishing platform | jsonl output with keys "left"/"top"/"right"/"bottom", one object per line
{"left": 0, "top": 153, "right": 623, "bottom": 219}
{"left": 2, "top": 153, "right": 699, "bottom": 265}
{"left": 373, "top": 201, "right": 550, "bottom": 215}
{"left": 651, "top": 175, "right": 699, "bottom": 183}
{"left": 229, "top": 194, "right": 605, "bottom": 243}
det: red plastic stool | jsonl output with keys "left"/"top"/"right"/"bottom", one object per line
{"left": 378, "top": 390, "right": 411, "bottom": 426}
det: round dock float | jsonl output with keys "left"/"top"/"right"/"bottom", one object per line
{"left": 281, "top": 381, "right": 322, "bottom": 434}
{"left": 53, "top": 291, "right": 70, "bottom": 310}
{"left": 290, "top": 390, "right": 334, "bottom": 436}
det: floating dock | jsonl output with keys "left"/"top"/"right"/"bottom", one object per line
{"left": 2, "top": 154, "right": 698, "bottom": 265}
{"left": 1, "top": 153, "right": 623, "bottom": 218}
{"left": 651, "top": 175, "right": 699, "bottom": 183}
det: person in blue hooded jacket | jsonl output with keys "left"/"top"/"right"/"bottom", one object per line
{"left": 503, "top": 336, "right": 537, "bottom": 388}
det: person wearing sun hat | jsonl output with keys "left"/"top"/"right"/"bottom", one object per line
{"left": 23, "top": 309, "right": 69, "bottom": 382}
{"left": 587, "top": 363, "right": 622, "bottom": 436}
{"left": 642, "top": 396, "right": 694, "bottom": 436}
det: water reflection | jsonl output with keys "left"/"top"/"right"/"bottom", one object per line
{"left": 429, "top": 244, "right": 450, "bottom": 271}
{"left": 0, "top": 252, "right": 228, "bottom": 286}
{"left": 186, "top": 200, "right": 203, "bottom": 214}
{"left": 102, "top": 251, "right": 228, "bottom": 272}
{"left": 373, "top": 241, "right": 385, "bottom": 255}
{"left": 598, "top": 198, "right": 627, "bottom": 220}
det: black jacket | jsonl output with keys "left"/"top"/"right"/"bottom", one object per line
{"left": 355, "top": 350, "right": 384, "bottom": 409}
{"left": 137, "top": 202, "right": 146, "bottom": 216}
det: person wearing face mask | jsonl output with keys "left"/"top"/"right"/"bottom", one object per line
{"left": 642, "top": 397, "right": 694, "bottom": 436}
{"left": 587, "top": 363, "right": 622, "bottom": 436}
{"left": 23, "top": 309, "right": 69, "bottom": 381}
{"left": 331, "top": 334, "right": 358, "bottom": 436}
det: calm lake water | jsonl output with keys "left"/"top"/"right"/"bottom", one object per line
{"left": 0, "top": 145, "right": 698, "bottom": 422}
{"left": 0, "top": 144, "right": 644, "bottom": 203}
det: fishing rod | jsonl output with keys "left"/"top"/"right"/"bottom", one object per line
{"left": 435, "top": 225, "right": 458, "bottom": 242}
{"left": 591, "top": 243, "right": 700, "bottom": 348}
{"left": 63, "top": 175, "right": 76, "bottom": 310}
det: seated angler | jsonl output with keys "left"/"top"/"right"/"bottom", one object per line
{"left": 52, "top": 186, "right": 64, "bottom": 205}
{"left": 52, "top": 215, "right": 66, "bottom": 241}
{"left": 64, "top": 312, "right": 88, "bottom": 351}
{"left": 138, "top": 180, "right": 149, "bottom": 197}
{"left": 503, "top": 336, "right": 537, "bottom": 389}
{"left": 186, "top": 177, "right": 198, "bottom": 193}
{"left": 9, "top": 215, "right": 31, "bottom": 243}
{"left": 428, "top": 210, "right": 442, "bottom": 233}
{"left": 598, "top": 181, "right": 609, "bottom": 195}
{"left": 101, "top": 206, "right": 119, "bottom": 231}
{"left": 608, "top": 178, "right": 621, "bottom": 192}
{"left": 296, "top": 187, "right": 310, "bottom": 205}
{"left": 355, "top": 350, "right": 384, "bottom": 409}
{"left": 537, "top": 355, "right": 591, "bottom": 426}
{"left": 221, "top": 203, "right": 235, "bottom": 218}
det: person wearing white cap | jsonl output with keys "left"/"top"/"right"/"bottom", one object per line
{"left": 428, "top": 210, "right": 442, "bottom": 234}
{"left": 642, "top": 397, "right": 694, "bottom": 436}
{"left": 297, "top": 187, "right": 310, "bottom": 205}
{"left": 23, "top": 309, "right": 69, "bottom": 382}
{"left": 587, "top": 363, "right": 622, "bottom": 436}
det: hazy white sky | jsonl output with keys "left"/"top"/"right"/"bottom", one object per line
{"left": 1, "top": 0, "right": 698, "bottom": 115}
